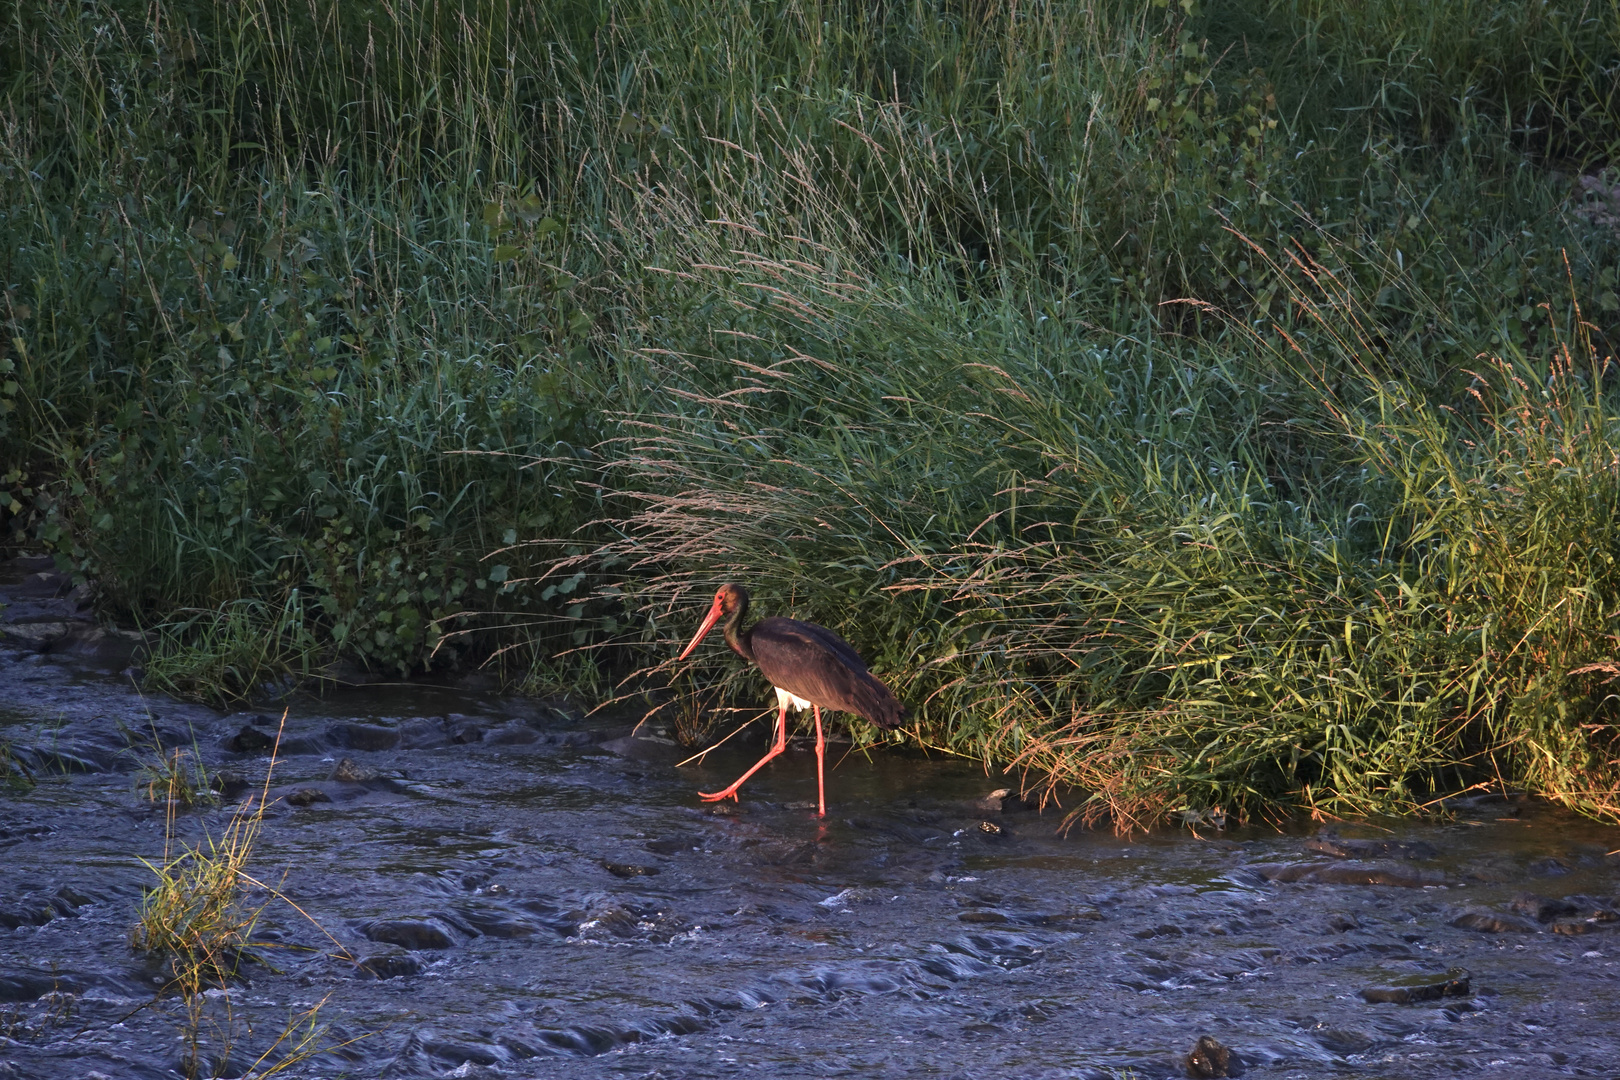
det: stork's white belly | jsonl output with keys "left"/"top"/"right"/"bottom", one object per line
{"left": 774, "top": 686, "right": 814, "bottom": 713}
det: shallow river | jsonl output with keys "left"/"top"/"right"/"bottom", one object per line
{"left": 2, "top": 573, "right": 1619, "bottom": 1079}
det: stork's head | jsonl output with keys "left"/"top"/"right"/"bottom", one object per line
{"left": 676, "top": 584, "right": 751, "bottom": 660}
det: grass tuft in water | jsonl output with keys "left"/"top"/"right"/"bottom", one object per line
{"left": 130, "top": 712, "right": 352, "bottom": 1076}
{"left": 133, "top": 746, "right": 217, "bottom": 811}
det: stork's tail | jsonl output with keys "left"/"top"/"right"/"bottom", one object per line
{"left": 861, "top": 681, "right": 908, "bottom": 730}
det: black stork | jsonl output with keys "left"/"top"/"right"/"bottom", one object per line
{"left": 676, "top": 584, "right": 906, "bottom": 816}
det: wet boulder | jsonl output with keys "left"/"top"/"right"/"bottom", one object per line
{"left": 483, "top": 722, "right": 541, "bottom": 746}
{"left": 1304, "top": 835, "right": 1438, "bottom": 861}
{"left": 0, "top": 970, "right": 127, "bottom": 1002}
{"left": 450, "top": 904, "right": 551, "bottom": 939}
{"left": 0, "top": 900, "right": 59, "bottom": 931}
{"left": 1024, "top": 908, "right": 1104, "bottom": 926}
{"left": 1560, "top": 895, "right": 1620, "bottom": 922}
{"left": 398, "top": 717, "right": 451, "bottom": 749}
{"left": 224, "top": 724, "right": 277, "bottom": 754}
{"left": 330, "top": 757, "right": 379, "bottom": 783}
{"left": 326, "top": 722, "right": 401, "bottom": 752}
{"left": 1311, "top": 1027, "right": 1375, "bottom": 1054}
{"left": 356, "top": 917, "right": 458, "bottom": 950}
{"left": 644, "top": 835, "right": 698, "bottom": 856}
{"left": 0, "top": 884, "right": 95, "bottom": 930}
{"left": 1247, "top": 861, "right": 1444, "bottom": 887}
{"left": 1546, "top": 897, "right": 1618, "bottom": 934}
{"left": 602, "top": 860, "right": 661, "bottom": 879}
{"left": 446, "top": 714, "right": 489, "bottom": 743}
{"left": 1360, "top": 969, "right": 1470, "bottom": 1004}
{"left": 1459, "top": 858, "right": 1520, "bottom": 883}
{"left": 210, "top": 769, "right": 249, "bottom": 798}
{"left": 1509, "top": 893, "right": 1578, "bottom": 923}
{"left": 354, "top": 952, "right": 425, "bottom": 979}
{"left": 1448, "top": 909, "right": 1540, "bottom": 934}
{"left": 8, "top": 741, "right": 112, "bottom": 773}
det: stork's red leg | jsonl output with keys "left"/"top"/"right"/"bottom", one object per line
{"left": 699, "top": 704, "right": 789, "bottom": 803}
{"left": 813, "top": 705, "right": 826, "bottom": 817}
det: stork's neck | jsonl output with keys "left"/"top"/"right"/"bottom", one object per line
{"left": 722, "top": 597, "right": 754, "bottom": 662}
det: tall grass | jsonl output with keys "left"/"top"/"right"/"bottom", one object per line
{"left": 4, "top": 0, "right": 1620, "bottom": 823}
{"left": 573, "top": 205, "right": 1620, "bottom": 828}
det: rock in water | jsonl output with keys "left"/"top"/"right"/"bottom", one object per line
{"left": 976, "top": 788, "right": 1035, "bottom": 813}
{"left": 1508, "top": 893, "right": 1578, "bottom": 923}
{"left": 1304, "top": 835, "right": 1439, "bottom": 860}
{"left": 326, "top": 722, "right": 400, "bottom": 751}
{"left": 1360, "top": 969, "right": 1470, "bottom": 1004}
{"left": 1448, "top": 909, "right": 1539, "bottom": 934}
{"left": 1184, "top": 1035, "right": 1234, "bottom": 1078}
{"left": 224, "top": 725, "right": 276, "bottom": 753}
{"left": 330, "top": 757, "right": 378, "bottom": 783}
{"left": 356, "top": 917, "right": 457, "bottom": 950}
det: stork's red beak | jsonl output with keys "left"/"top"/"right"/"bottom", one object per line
{"left": 677, "top": 595, "right": 725, "bottom": 661}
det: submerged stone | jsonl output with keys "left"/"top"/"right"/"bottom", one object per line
{"left": 354, "top": 952, "right": 424, "bottom": 978}
{"left": 330, "top": 757, "right": 378, "bottom": 783}
{"left": 1360, "top": 969, "right": 1470, "bottom": 1004}
{"left": 356, "top": 917, "right": 457, "bottom": 950}
{"left": 1510, "top": 893, "right": 1579, "bottom": 923}
{"left": 1247, "top": 861, "right": 1443, "bottom": 887}
{"left": 1305, "top": 835, "right": 1439, "bottom": 861}
{"left": 224, "top": 724, "right": 276, "bottom": 753}
{"left": 482, "top": 722, "right": 541, "bottom": 745}
{"left": 602, "top": 860, "right": 660, "bottom": 878}
{"left": 1448, "top": 909, "right": 1540, "bottom": 934}
{"left": 326, "top": 722, "right": 401, "bottom": 751}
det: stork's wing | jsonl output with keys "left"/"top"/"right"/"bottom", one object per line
{"left": 749, "top": 617, "right": 906, "bottom": 729}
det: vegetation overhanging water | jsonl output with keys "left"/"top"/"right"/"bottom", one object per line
{"left": 4, "top": 0, "right": 1620, "bottom": 827}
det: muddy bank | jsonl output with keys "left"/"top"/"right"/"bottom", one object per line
{"left": 2, "top": 570, "right": 1620, "bottom": 1078}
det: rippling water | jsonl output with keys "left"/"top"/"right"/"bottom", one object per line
{"left": 2, "top": 593, "right": 1619, "bottom": 1077}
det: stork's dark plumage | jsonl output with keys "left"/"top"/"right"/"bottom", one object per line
{"left": 677, "top": 584, "right": 906, "bottom": 816}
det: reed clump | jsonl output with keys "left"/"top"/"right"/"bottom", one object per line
{"left": 134, "top": 746, "right": 217, "bottom": 810}
{"left": 130, "top": 717, "right": 347, "bottom": 1077}
{"left": 4, "top": 0, "right": 1620, "bottom": 824}
{"left": 131, "top": 721, "right": 280, "bottom": 998}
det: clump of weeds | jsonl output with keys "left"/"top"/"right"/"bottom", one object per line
{"left": 129, "top": 713, "right": 359, "bottom": 1077}
{"left": 133, "top": 746, "right": 218, "bottom": 811}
